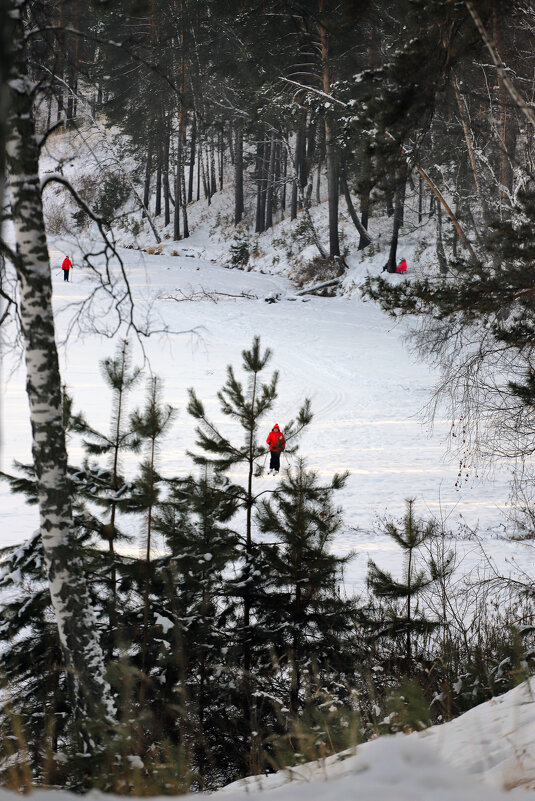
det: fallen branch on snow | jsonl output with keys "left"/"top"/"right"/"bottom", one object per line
{"left": 296, "top": 278, "right": 341, "bottom": 296}
{"left": 161, "top": 288, "right": 258, "bottom": 303}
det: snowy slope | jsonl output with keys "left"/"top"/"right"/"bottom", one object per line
{"left": 217, "top": 678, "right": 535, "bottom": 797}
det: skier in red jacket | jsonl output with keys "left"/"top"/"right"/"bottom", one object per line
{"left": 62, "top": 256, "right": 72, "bottom": 282}
{"left": 396, "top": 258, "right": 407, "bottom": 273}
{"left": 266, "top": 423, "right": 285, "bottom": 475}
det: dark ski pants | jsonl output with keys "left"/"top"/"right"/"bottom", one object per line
{"left": 269, "top": 451, "right": 281, "bottom": 472}
{"left": 63, "top": 270, "right": 69, "bottom": 282}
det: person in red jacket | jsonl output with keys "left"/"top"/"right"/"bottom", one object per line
{"left": 266, "top": 423, "right": 285, "bottom": 475}
{"left": 62, "top": 256, "right": 72, "bottom": 282}
{"left": 396, "top": 258, "right": 407, "bottom": 273}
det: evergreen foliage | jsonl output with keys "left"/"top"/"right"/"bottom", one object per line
{"left": 366, "top": 499, "right": 448, "bottom": 674}
{"left": 255, "top": 460, "right": 358, "bottom": 718}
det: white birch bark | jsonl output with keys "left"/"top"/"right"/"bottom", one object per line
{"left": 3, "top": 0, "right": 116, "bottom": 743}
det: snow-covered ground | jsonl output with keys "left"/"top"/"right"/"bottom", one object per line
{"left": 0, "top": 679, "right": 532, "bottom": 799}
{"left": 1, "top": 239, "right": 532, "bottom": 596}
{"left": 214, "top": 678, "right": 535, "bottom": 799}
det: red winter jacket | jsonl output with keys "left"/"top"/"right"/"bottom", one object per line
{"left": 396, "top": 259, "right": 407, "bottom": 273}
{"left": 62, "top": 258, "right": 72, "bottom": 271}
{"left": 266, "top": 426, "right": 285, "bottom": 453}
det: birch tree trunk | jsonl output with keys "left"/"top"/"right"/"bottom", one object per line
{"left": 4, "top": 0, "right": 115, "bottom": 741}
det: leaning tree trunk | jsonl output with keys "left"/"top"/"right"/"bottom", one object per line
{"left": 4, "top": 1, "right": 116, "bottom": 743}
{"left": 340, "top": 171, "right": 371, "bottom": 248}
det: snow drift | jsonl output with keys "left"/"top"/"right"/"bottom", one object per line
{"left": 0, "top": 680, "right": 532, "bottom": 800}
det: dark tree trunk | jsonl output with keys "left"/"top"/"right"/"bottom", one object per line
{"left": 66, "top": 75, "right": 75, "bottom": 127}
{"left": 218, "top": 127, "right": 224, "bottom": 190}
{"left": 163, "top": 125, "right": 170, "bottom": 226}
{"left": 436, "top": 200, "right": 448, "bottom": 274}
{"left": 265, "top": 132, "right": 276, "bottom": 230}
{"left": 155, "top": 148, "right": 162, "bottom": 217}
{"left": 210, "top": 143, "right": 217, "bottom": 196}
{"left": 319, "top": 8, "right": 340, "bottom": 258}
{"left": 197, "top": 144, "right": 201, "bottom": 201}
{"left": 297, "top": 120, "right": 307, "bottom": 200}
{"left": 290, "top": 128, "right": 303, "bottom": 221}
{"left": 173, "top": 120, "right": 181, "bottom": 240}
{"left": 325, "top": 135, "right": 339, "bottom": 257}
{"left": 295, "top": 124, "right": 306, "bottom": 210}
{"left": 281, "top": 144, "right": 287, "bottom": 214}
{"left": 290, "top": 177, "right": 298, "bottom": 220}
{"left": 255, "top": 136, "right": 266, "bottom": 234}
{"left": 359, "top": 190, "right": 370, "bottom": 250}
{"left": 340, "top": 172, "right": 371, "bottom": 248}
{"left": 234, "top": 124, "right": 244, "bottom": 225}
{"left": 55, "top": 5, "right": 65, "bottom": 123}
{"left": 200, "top": 145, "right": 210, "bottom": 202}
{"left": 452, "top": 200, "right": 460, "bottom": 259}
{"left": 181, "top": 151, "right": 189, "bottom": 239}
{"left": 188, "top": 114, "right": 196, "bottom": 203}
{"left": 143, "top": 150, "right": 152, "bottom": 219}
{"left": 385, "top": 176, "right": 406, "bottom": 272}
{"left": 228, "top": 121, "right": 235, "bottom": 164}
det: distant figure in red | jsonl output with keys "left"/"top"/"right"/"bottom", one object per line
{"left": 266, "top": 423, "right": 285, "bottom": 475}
{"left": 396, "top": 258, "right": 407, "bottom": 273}
{"left": 62, "top": 256, "right": 72, "bottom": 282}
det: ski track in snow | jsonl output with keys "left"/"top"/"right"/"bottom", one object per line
{"left": 1, "top": 242, "right": 532, "bottom": 595}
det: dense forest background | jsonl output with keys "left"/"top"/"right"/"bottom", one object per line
{"left": 25, "top": 0, "right": 534, "bottom": 267}
{"left": 2, "top": 0, "right": 535, "bottom": 794}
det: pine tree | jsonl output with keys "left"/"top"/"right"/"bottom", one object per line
{"left": 255, "top": 460, "right": 357, "bottom": 722}
{"left": 366, "top": 500, "right": 448, "bottom": 675}
{"left": 75, "top": 341, "right": 141, "bottom": 646}
{"left": 128, "top": 376, "right": 175, "bottom": 679}
{"left": 151, "top": 468, "right": 241, "bottom": 788}
{"left": 187, "top": 336, "right": 312, "bottom": 772}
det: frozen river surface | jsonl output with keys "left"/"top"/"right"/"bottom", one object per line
{"left": 1, "top": 244, "right": 531, "bottom": 594}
